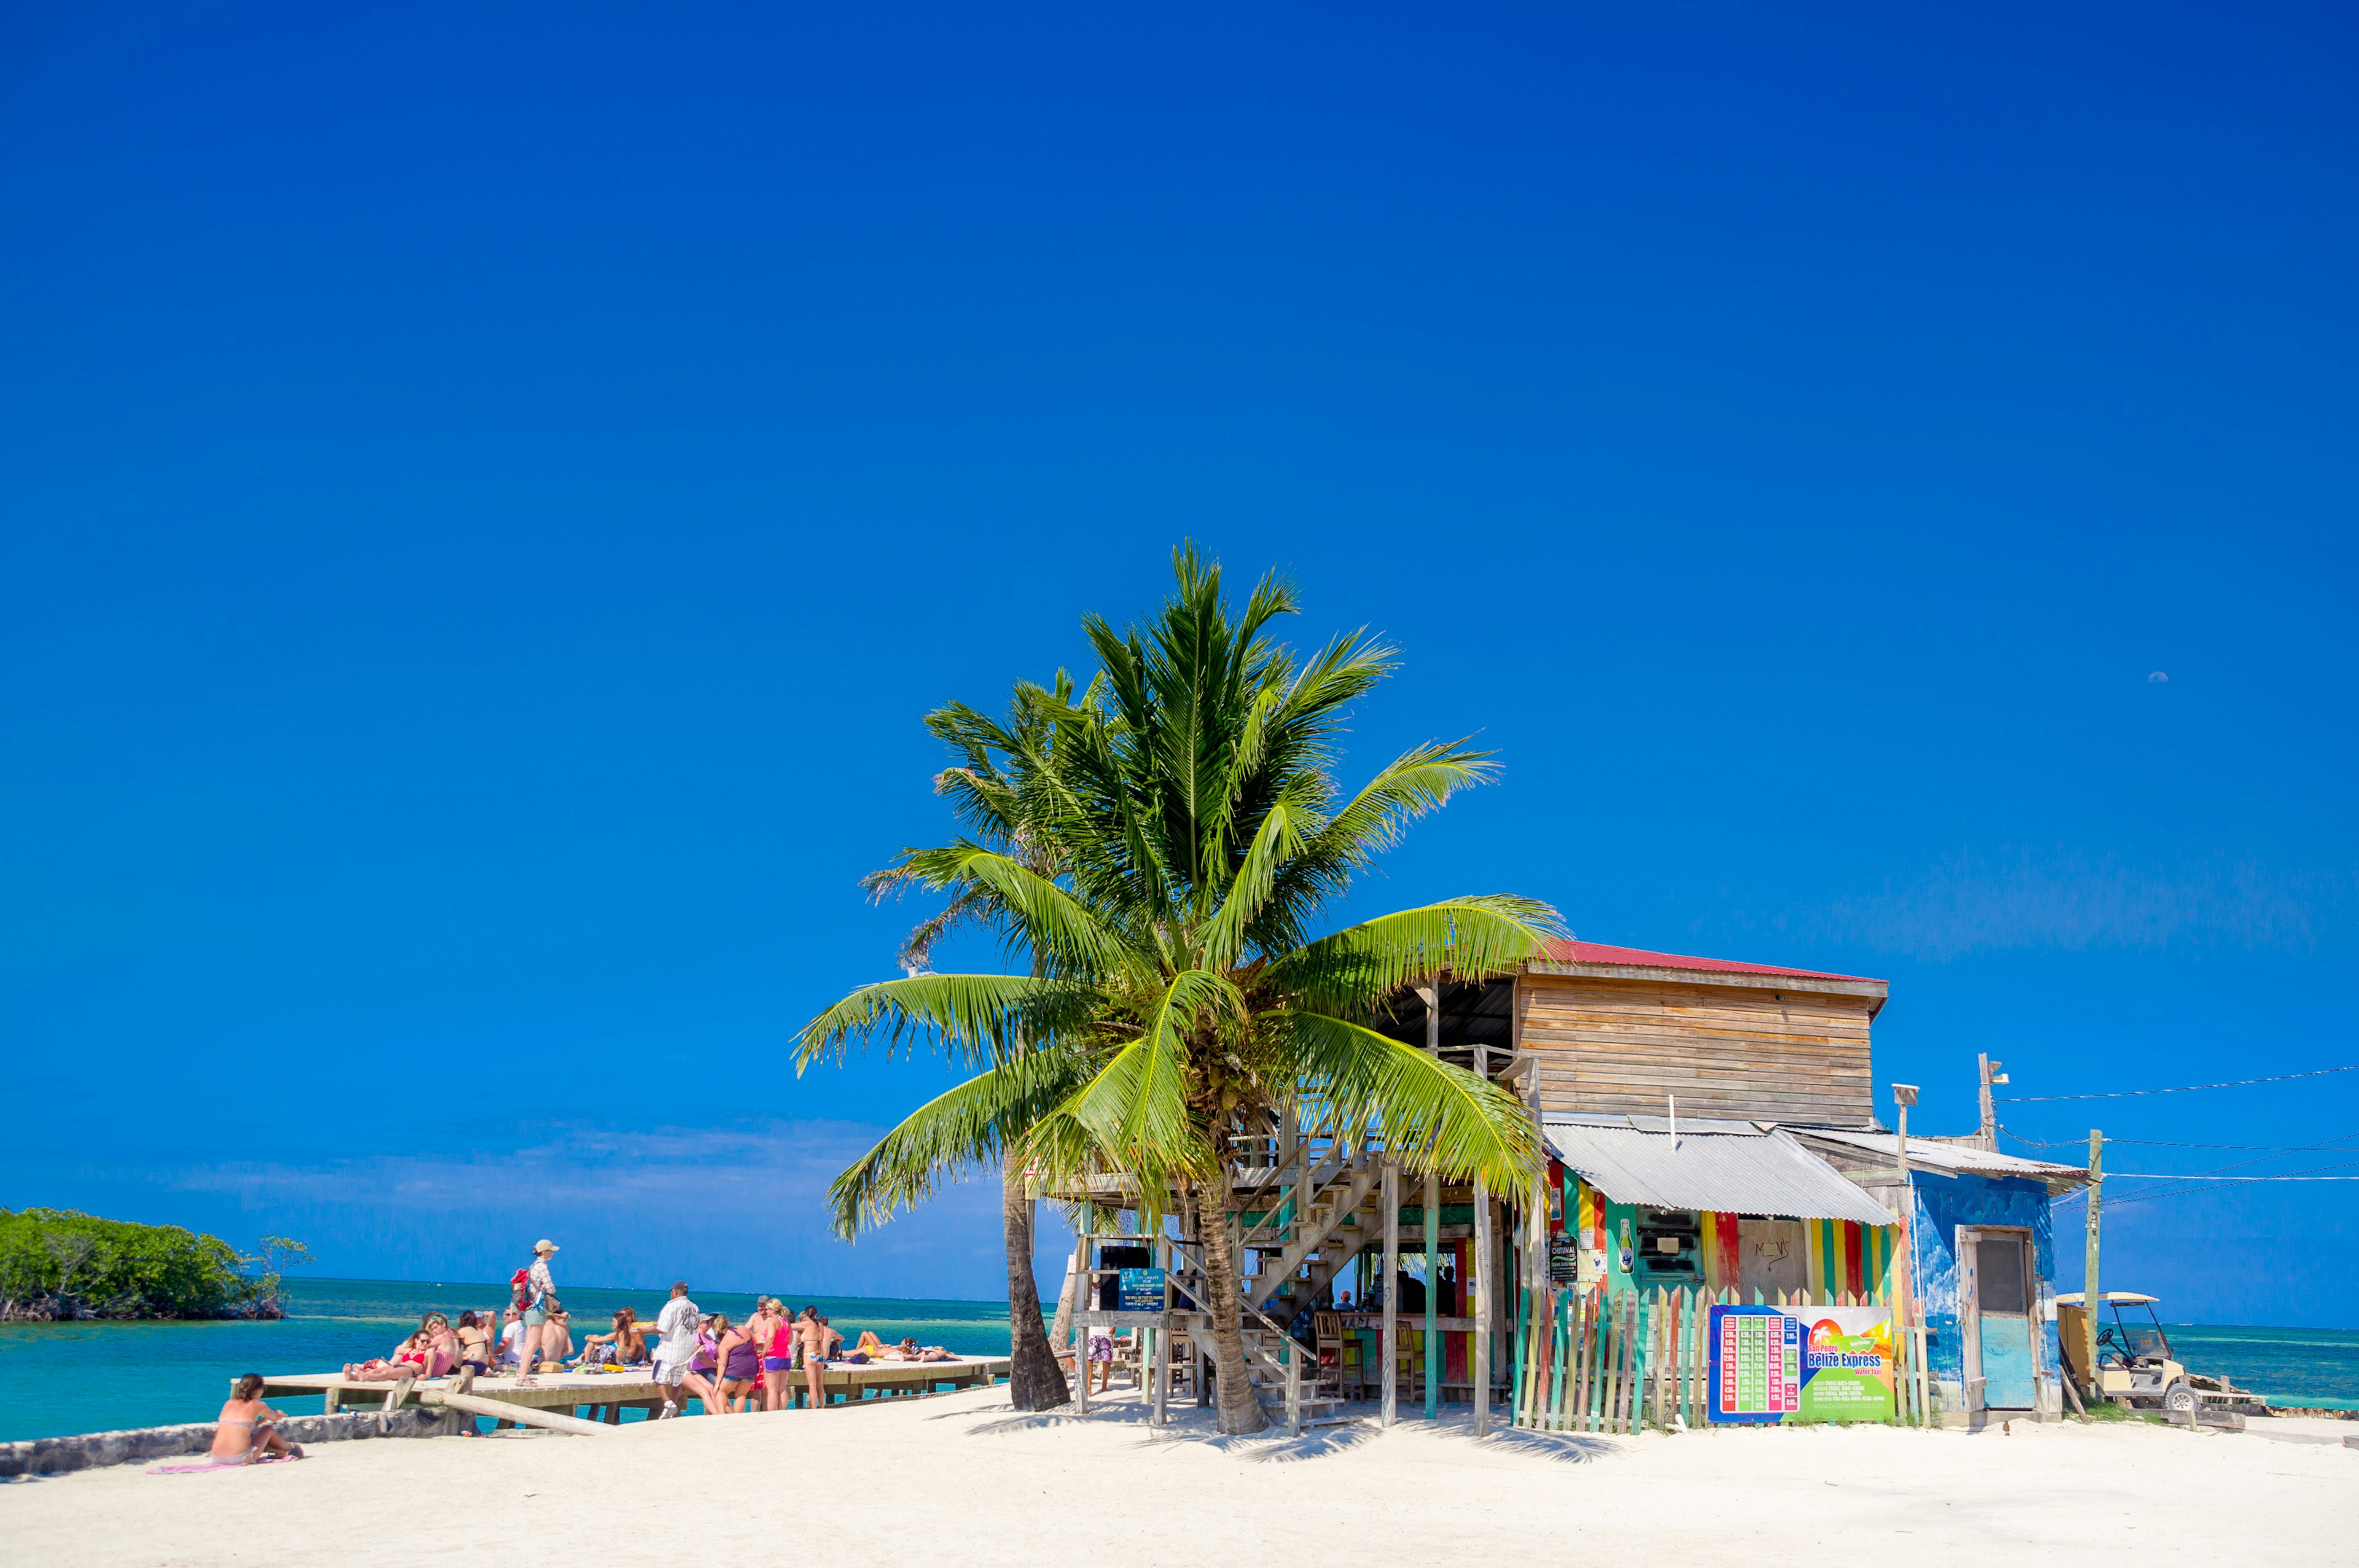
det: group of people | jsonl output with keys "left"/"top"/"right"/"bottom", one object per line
{"left": 326, "top": 1239, "right": 960, "bottom": 1419}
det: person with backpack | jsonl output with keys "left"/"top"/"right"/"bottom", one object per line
{"left": 513, "top": 1239, "right": 560, "bottom": 1386}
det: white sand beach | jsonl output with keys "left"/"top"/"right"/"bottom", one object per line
{"left": 8, "top": 1391, "right": 2354, "bottom": 1567}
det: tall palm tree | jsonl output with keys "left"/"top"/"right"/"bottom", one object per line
{"left": 803, "top": 546, "right": 1557, "bottom": 1434}
{"left": 856, "top": 676, "right": 1081, "bottom": 1411}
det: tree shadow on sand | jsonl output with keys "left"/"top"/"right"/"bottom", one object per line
{"left": 943, "top": 1393, "right": 1625, "bottom": 1465}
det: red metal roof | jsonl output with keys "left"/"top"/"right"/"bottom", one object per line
{"left": 1537, "top": 939, "right": 1882, "bottom": 986}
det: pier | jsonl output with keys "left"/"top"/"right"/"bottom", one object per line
{"left": 254, "top": 1357, "right": 1013, "bottom": 1434}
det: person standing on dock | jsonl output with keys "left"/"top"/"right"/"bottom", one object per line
{"left": 515, "top": 1239, "right": 559, "bottom": 1386}
{"left": 651, "top": 1280, "right": 703, "bottom": 1418}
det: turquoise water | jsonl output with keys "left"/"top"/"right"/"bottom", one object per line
{"left": 2164, "top": 1324, "right": 2359, "bottom": 1411}
{"left": 0, "top": 1277, "right": 1020, "bottom": 1443}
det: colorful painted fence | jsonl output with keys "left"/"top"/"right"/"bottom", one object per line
{"left": 1511, "top": 1285, "right": 1935, "bottom": 1432}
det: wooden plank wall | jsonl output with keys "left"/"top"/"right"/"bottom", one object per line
{"left": 1519, "top": 974, "right": 1876, "bottom": 1126}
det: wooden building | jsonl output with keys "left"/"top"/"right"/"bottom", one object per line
{"left": 1058, "top": 939, "right": 2010, "bottom": 1434}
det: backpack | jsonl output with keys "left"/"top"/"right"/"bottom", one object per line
{"left": 510, "top": 1268, "right": 533, "bottom": 1310}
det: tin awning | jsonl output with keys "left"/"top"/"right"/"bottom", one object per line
{"left": 1541, "top": 1114, "right": 1896, "bottom": 1227}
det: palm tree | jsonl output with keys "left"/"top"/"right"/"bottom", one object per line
{"left": 802, "top": 545, "right": 1557, "bottom": 1434}
{"left": 856, "top": 675, "right": 1083, "bottom": 1411}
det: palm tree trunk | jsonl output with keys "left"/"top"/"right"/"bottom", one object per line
{"left": 1002, "top": 1160, "right": 1070, "bottom": 1411}
{"left": 1197, "top": 1168, "right": 1270, "bottom": 1435}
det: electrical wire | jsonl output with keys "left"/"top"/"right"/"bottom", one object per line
{"left": 2001, "top": 1125, "right": 2359, "bottom": 1153}
{"left": 1997, "top": 1063, "right": 2359, "bottom": 1101}
{"left": 2052, "top": 1153, "right": 2359, "bottom": 1208}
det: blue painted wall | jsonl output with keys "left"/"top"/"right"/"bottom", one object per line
{"left": 1906, "top": 1172, "right": 2060, "bottom": 1387}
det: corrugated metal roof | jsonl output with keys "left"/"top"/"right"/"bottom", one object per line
{"left": 1793, "top": 1129, "right": 2092, "bottom": 1196}
{"left": 1536, "top": 939, "right": 1882, "bottom": 985}
{"left": 1541, "top": 1116, "right": 1896, "bottom": 1226}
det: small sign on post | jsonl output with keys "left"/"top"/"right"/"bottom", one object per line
{"left": 1117, "top": 1268, "right": 1167, "bottom": 1313}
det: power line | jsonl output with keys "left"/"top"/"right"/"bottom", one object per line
{"left": 2001, "top": 1125, "right": 2359, "bottom": 1153}
{"left": 2053, "top": 1153, "right": 2359, "bottom": 1208}
{"left": 1997, "top": 1064, "right": 2359, "bottom": 1101}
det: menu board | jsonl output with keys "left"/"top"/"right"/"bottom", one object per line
{"left": 1708, "top": 1304, "right": 1896, "bottom": 1424}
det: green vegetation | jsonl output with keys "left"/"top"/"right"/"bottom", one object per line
{"left": 0, "top": 1208, "right": 310, "bottom": 1320}
{"left": 800, "top": 545, "right": 1556, "bottom": 1433}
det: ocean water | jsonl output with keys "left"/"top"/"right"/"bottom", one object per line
{"left": 0, "top": 1277, "right": 1021, "bottom": 1443}
{"left": 2163, "top": 1324, "right": 2359, "bottom": 1411}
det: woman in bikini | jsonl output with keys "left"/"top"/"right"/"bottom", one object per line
{"left": 454, "top": 1311, "right": 495, "bottom": 1375}
{"left": 213, "top": 1374, "right": 303, "bottom": 1464}
{"left": 419, "top": 1314, "right": 460, "bottom": 1377}
{"left": 796, "top": 1306, "right": 831, "bottom": 1410}
{"left": 342, "top": 1330, "right": 434, "bottom": 1383}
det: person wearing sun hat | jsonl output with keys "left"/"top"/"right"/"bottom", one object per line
{"left": 515, "top": 1239, "right": 560, "bottom": 1386}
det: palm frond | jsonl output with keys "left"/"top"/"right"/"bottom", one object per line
{"left": 826, "top": 1047, "right": 1101, "bottom": 1238}
{"left": 1268, "top": 896, "right": 1563, "bottom": 1016}
{"left": 796, "top": 973, "right": 1105, "bottom": 1070}
{"left": 1270, "top": 1008, "right": 1544, "bottom": 1190}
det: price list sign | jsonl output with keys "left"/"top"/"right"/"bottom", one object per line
{"left": 1708, "top": 1306, "right": 1802, "bottom": 1422}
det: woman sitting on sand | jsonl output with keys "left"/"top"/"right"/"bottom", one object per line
{"left": 213, "top": 1374, "right": 303, "bottom": 1464}
{"left": 342, "top": 1330, "right": 434, "bottom": 1383}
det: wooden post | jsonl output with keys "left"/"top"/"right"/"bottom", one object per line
{"left": 1423, "top": 1168, "right": 1441, "bottom": 1419}
{"left": 1285, "top": 1346, "right": 1302, "bottom": 1438}
{"left": 1473, "top": 1181, "right": 1492, "bottom": 1437}
{"left": 1381, "top": 1158, "right": 1399, "bottom": 1429}
{"left": 1071, "top": 1229, "right": 1091, "bottom": 1416}
{"left": 1152, "top": 1230, "right": 1172, "bottom": 1427}
{"left": 2084, "top": 1128, "right": 2103, "bottom": 1400}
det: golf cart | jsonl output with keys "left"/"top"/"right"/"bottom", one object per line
{"left": 2056, "top": 1291, "right": 2265, "bottom": 1416}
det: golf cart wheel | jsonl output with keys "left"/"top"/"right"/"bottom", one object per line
{"left": 2163, "top": 1381, "right": 2196, "bottom": 1416}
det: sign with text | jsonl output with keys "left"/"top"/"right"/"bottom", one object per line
{"left": 1117, "top": 1268, "right": 1167, "bottom": 1313}
{"left": 1708, "top": 1305, "right": 1896, "bottom": 1424}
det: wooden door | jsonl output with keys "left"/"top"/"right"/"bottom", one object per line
{"left": 1971, "top": 1231, "right": 2036, "bottom": 1410}
{"left": 1737, "top": 1219, "right": 1809, "bottom": 1299}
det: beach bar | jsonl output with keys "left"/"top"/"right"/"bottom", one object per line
{"left": 1047, "top": 938, "right": 2083, "bottom": 1433}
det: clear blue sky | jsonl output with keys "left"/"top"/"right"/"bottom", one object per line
{"left": 2, "top": 1, "right": 2353, "bottom": 1322}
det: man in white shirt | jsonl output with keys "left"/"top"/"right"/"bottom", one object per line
{"left": 498, "top": 1308, "right": 525, "bottom": 1365}
{"left": 651, "top": 1281, "right": 702, "bottom": 1418}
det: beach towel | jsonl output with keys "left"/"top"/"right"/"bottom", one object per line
{"left": 147, "top": 1454, "right": 297, "bottom": 1475}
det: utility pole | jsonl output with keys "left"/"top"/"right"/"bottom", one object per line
{"left": 2083, "top": 1129, "right": 2103, "bottom": 1397}
{"left": 1892, "top": 1084, "right": 1919, "bottom": 1328}
{"left": 1976, "top": 1054, "right": 2008, "bottom": 1151}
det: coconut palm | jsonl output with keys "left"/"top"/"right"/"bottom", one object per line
{"left": 802, "top": 546, "right": 1557, "bottom": 1434}
{"left": 855, "top": 675, "right": 1083, "bottom": 1411}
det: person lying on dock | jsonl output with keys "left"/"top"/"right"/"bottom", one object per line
{"left": 343, "top": 1330, "right": 435, "bottom": 1383}
{"left": 214, "top": 1374, "right": 303, "bottom": 1464}
{"left": 882, "top": 1338, "right": 957, "bottom": 1363}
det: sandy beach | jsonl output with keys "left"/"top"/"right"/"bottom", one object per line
{"left": 7, "top": 1389, "right": 2353, "bottom": 1567}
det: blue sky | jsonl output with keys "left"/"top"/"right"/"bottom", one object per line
{"left": 2, "top": 1, "right": 2353, "bottom": 1322}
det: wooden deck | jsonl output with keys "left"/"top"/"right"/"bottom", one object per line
{"left": 260, "top": 1356, "right": 1011, "bottom": 1427}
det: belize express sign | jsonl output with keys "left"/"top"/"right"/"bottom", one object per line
{"left": 1708, "top": 1304, "right": 1897, "bottom": 1424}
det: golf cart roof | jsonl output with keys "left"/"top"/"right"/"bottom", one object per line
{"left": 2054, "top": 1291, "right": 2159, "bottom": 1306}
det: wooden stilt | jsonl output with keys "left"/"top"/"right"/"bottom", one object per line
{"left": 1381, "top": 1160, "right": 1399, "bottom": 1429}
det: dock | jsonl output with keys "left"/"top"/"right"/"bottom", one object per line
{"left": 256, "top": 1357, "right": 1012, "bottom": 1433}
